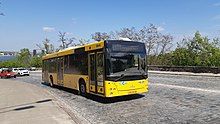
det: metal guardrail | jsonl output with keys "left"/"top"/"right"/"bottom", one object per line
{"left": 148, "top": 65, "right": 220, "bottom": 74}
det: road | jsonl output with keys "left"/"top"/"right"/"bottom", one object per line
{"left": 0, "top": 79, "right": 76, "bottom": 124}
{"left": 11, "top": 71, "right": 220, "bottom": 124}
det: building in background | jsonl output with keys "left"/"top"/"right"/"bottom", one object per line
{"left": 0, "top": 51, "right": 18, "bottom": 61}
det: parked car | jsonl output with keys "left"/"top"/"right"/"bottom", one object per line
{"left": 12, "top": 68, "right": 19, "bottom": 75}
{"left": 0, "top": 68, "right": 8, "bottom": 71}
{"left": 27, "top": 67, "right": 37, "bottom": 71}
{"left": 0, "top": 69, "right": 17, "bottom": 78}
{"left": 17, "top": 68, "right": 30, "bottom": 76}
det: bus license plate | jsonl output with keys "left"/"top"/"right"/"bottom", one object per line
{"left": 128, "top": 90, "right": 137, "bottom": 94}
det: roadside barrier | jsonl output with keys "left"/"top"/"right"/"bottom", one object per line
{"left": 148, "top": 65, "right": 220, "bottom": 74}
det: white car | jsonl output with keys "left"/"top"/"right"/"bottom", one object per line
{"left": 17, "top": 68, "right": 30, "bottom": 76}
{"left": 12, "top": 68, "right": 19, "bottom": 75}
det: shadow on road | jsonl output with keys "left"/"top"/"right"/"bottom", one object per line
{"left": 86, "top": 94, "right": 145, "bottom": 104}
{"left": 13, "top": 105, "right": 35, "bottom": 111}
{"left": 0, "top": 99, "right": 52, "bottom": 114}
{"left": 41, "top": 82, "right": 145, "bottom": 104}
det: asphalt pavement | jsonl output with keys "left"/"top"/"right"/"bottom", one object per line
{"left": 6, "top": 71, "right": 220, "bottom": 124}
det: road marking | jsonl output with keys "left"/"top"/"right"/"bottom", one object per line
{"left": 150, "top": 83, "right": 220, "bottom": 94}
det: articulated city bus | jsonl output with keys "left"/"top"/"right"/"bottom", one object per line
{"left": 42, "top": 40, "right": 148, "bottom": 97}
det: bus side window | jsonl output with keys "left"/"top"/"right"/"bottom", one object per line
{"left": 64, "top": 55, "right": 69, "bottom": 73}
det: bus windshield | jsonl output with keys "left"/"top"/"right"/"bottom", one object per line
{"left": 105, "top": 40, "right": 147, "bottom": 80}
{"left": 107, "top": 53, "right": 147, "bottom": 76}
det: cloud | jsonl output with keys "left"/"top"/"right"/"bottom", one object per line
{"left": 212, "top": 15, "right": 220, "bottom": 20}
{"left": 214, "top": 24, "right": 220, "bottom": 27}
{"left": 42, "top": 27, "right": 55, "bottom": 32}
{"left": 71, "top": 18, "right": 77, "bottom": 24}
{"left": 66, "top": 32, "right": 73, "bottom": 35}
{"left": 157, "top": 26, "right": 165, "bottom": 32}
{"left": 161, "top": 22, "right": 166, "bottom": 25}
{"left": 213, "top": 2, "right": 220, "bottom": 7}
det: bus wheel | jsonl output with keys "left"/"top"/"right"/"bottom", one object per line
{"left": 49, "top": 76, "right": 54, "bottom": 87}
{"left": 79, "top": 80, "right": 86, "bottom": 96}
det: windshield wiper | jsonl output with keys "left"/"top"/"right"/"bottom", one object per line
{"left": 114, "top": 74, "right": 125, "bottom": 82}
{"left": 138, "top": 70, "right": 148, "bottom": 79}
{"left": 141, "top": 73, "right": 147, "bottom": 79}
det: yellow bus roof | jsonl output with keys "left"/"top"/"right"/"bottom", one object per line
{"left": 42, "top": 40, "right": 104, "bottom": 60}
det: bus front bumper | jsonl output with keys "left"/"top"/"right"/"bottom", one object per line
{"left": 104, "top": 79, "right": 148, "bottom": 97}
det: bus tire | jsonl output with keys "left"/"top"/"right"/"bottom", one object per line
{"left": 79, "top": 79, "right": 86, "bottom": 96}
{"left": 49, "top": 76, "right": 54, "bottom": 87}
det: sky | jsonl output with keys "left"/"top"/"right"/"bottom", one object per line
{"left": 1, "top": 0, "right": 220, "bottom": 51}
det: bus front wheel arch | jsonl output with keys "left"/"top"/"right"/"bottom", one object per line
{"left": 49, "top": 75, "right": 54, "bottom": 87}
{"left": 79, "top": 78, "right": 86, "bottom": 96}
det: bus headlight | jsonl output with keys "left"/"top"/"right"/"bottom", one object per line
{"left": 139, "top": 81, "right": 145, "bottom": 83}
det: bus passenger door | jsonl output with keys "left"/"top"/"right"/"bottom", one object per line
{"left": 42, "top": 60, "right": 49, "bottom": 83}
{"left": 57, "top": 57, "right": 64, "bottom": 86}
{"left": 88, "top": 52, "right": 104, "bottom": 95}
{"left": 89, "top": 53, "right": 96, "bottom": 93}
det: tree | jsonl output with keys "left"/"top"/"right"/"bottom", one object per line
{"left": 111, "top": 24, "right": 172, "bottom": 55}
{"left": 157, "top": 34, "right": 173, "bottom": 55}
{"left": 0, "top": 60, "right": 21, "bottom": 68}
{"left": 91, "top": 24, "right": 174, "bottom": 58}
{"left": 58, "top": 32, "right": 67, "bottom": 49}
{"left": 67, "top": 37, "right": 76, "bottom": 47}
{"left": 91, "top": 32, "right": 110, "bottom": 41}
{"left": 0, "top": 1, "right": 4, "bottom": 16}
{"left": 139, "top": 24, "right": 162, "bottom": 55}
{"left": 30, "top": 56, "right": 42, "bottom": 67}
{"left": 212, "top": 38, "right": 220, "bottom": 48}
{"left": 115, "top": 27, "right": 140, "bottom": 41}
{"left": 58, "top": 31, "right": 76, "bottom": 49}
{"left": 171, "top": 31, "right": 220, "bottom": 66}
{"left": 78, "top": 38, "right": 90, "bottom": 45}
{"left": 36, "top": 38, "right": 54, "bottom": 54}
{"left": 17, "top": 48, "right": 31, "bottom": 67}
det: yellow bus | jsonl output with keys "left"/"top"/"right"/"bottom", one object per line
{"left": 42, "top": 40, "right": 148, "bottom": 97}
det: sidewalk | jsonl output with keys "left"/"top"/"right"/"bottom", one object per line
{"left": 149, "top": 70, "right": 220, "bottom": 77}
{"left": 0, "top": 79, "right": 76, "bottom": 124}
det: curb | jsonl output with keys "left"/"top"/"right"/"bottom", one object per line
{"left": 0, "top": 79, "right": 77, "bottom": 124}
{"left": 42, "top": 86, "right": 91, "bottom": 124}
{"left": 7, "top": 79, "right": 90, "bottom": 124}
{"left": 148, "top": 70, "right": 220, "bottom": 77}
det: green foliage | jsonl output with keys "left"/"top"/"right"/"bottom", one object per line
{"left": 1, "top": 31, "right": 220, "bottom": 68}
{"left": 0, "top": 60, "right": 22, "bottom": 68}
{"left": 171, "top": 48, "right": 192, "bottom": 66}
{"left": 170, "top": 31, "right": 220, "bottom": 67}
{"left": 0, "top": 48, "right": 42, "bottom": 68}
{"left": 30, "top": 56, "right": 42, "bottom": 67}
{"left": 17, "top": 48, "right": 31, "bottom": 67}
{"left": 148, "top": 31, "right": 220, "bottom": 67}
